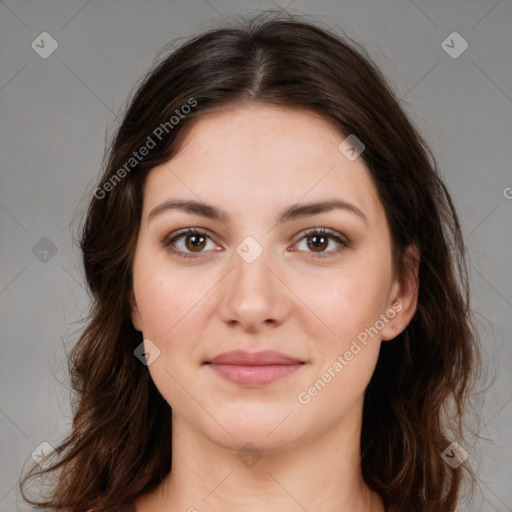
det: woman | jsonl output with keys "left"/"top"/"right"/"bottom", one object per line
{"left": 20, "top": 11, "right": 481, "bottom": 512}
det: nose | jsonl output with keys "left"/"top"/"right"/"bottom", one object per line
{"left": 215, "top": 243, "right": 292, "bottom": 333}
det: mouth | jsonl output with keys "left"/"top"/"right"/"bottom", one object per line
{"left": 204, "top": 350, "right": 305, "bottom": 387}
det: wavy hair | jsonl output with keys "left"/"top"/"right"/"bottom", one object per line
{"left": 20, "top": 11, "right": 481, "bottom": 512}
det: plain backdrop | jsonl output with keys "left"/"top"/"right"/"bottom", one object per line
{"left": 1, "top": 0, "right": 511, "bottom": 510}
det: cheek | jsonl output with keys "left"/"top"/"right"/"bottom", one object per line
{"left": 133, "top": 250, "right": 198, "bottom": 336}
{"left": 296, "top": 344, "right": 378, "bottom": 431}
{"left": 290, "top": 257, "right": 391, "bottom": 343}
{"left": 133, "top": 266, "right": 210, "bottom": 406}
{"left": 135, "top": 278, "right": 181, "bottom": 338}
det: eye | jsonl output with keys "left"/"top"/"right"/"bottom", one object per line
{"left": 290, "top": 228, "right": 349, "bottom": 258}
{"left": 162, "top": 228, "right": 219, "bottom": 259}
{"left": 162, "top": 227, "right": 349, "bottom": 260}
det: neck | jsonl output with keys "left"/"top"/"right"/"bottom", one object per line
{"left": 136, "top": 397, "right": 384, "bottom": 512}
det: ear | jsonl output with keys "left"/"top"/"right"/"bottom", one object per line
{"left": 382, "top": 243, "right": 420, "bottom": 341}
{"left": 129, "top": 290, "right": 143, "bottom": 332}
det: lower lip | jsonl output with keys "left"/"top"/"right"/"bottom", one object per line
{"left": 207, "top": 363, "right": 303, "bottom": 386}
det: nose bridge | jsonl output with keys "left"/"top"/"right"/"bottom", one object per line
{"left": 231, "top": 238, "right": 277, "bottom": 301}
{"left": 234, "top": 244, "right": 273, "bottom": 289}
{"left": 216, "top": 236, "right": 290, "bottom": 328}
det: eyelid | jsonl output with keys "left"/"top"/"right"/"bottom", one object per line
{"left": 293, "top": 227, "right": 347, "bottom": 244}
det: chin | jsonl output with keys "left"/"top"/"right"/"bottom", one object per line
{"left": 211, "top": 426, "right": 298, "bottom": 456}
{"left": 202, "top": 402, "right": 307, "bottom": 452}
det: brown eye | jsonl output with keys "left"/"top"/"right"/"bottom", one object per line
{"left": 163, "top": 228, "right": 218, "bottom": 259}
{"left": 185, "top": 233, "right": 207, "bottom": 252}
{"left": 307, "top": 234, "right": 329, "bottom": 252}
{"left": 292, "top": 228, "right": 349, "bottom": 258}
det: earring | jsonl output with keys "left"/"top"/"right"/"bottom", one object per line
{"left": 392, "top": 325, "right": 398, "bottom": 332}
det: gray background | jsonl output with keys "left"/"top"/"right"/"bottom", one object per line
{"left": 1, "top": 0, "right": 511, "bottom": 510}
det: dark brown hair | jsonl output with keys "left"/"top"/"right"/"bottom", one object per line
{"left": 20, "top": 11, "right": 481, "bottom": 512}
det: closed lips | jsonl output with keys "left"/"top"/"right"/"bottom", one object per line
{"left": 205, "top": 350, "right": 305, "bottom": 386}
{"left": 205, "top": 350, "right": 304, "bottom": 365}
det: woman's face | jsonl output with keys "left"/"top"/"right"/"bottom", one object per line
{"left": 130, "top": 104, "right": 418, "bottom": 452}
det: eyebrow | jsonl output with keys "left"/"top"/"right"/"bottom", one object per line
{"left": 147, "top": 198, "right": 368, "bottom": 225}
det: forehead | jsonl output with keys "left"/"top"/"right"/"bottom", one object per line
{"left": 142, "top": 104, "right": 383, "bottom": 228}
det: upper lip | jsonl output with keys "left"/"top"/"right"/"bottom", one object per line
{"left": 206, "top": 350, "right": 303, "bottom": 365}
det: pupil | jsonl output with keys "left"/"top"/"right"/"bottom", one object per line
{"left": 188, "top": 234, "right": 205, "bottom": 251}
{"left": 309, "top": 235, "right": 327, "bottom": 251}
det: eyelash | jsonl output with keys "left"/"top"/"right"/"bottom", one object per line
{"left": 162, "top": 227, "right": 349, "bottom": 260}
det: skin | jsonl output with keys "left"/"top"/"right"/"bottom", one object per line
{"left": 129, "top": 104, "right": 419, "bottom": 512}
